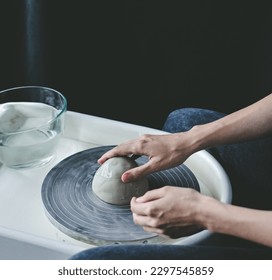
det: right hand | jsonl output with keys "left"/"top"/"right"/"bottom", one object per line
{"left": 97, "top": 132, "right": 195, "bottom": 183}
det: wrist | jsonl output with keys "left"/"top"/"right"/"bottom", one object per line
{"left": 195, "top": 194, "right": 230, "bottom": 233}
{"left": 182, "top": 125, "right": 209, "bottom": 153}
{"left": 187, "top": 121, "right": 225, "bottom": 152}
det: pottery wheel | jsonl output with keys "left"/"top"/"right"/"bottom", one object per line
{"left": 41, "top": 145, "right": 200, "bottom": 245}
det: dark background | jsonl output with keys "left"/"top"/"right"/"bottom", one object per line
{"left": 1, "top": 1, "right": 272, "bottom": 129}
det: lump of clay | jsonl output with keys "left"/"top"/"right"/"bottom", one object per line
{"left": 92, "top": 156, "right": 149, "bottom": 205}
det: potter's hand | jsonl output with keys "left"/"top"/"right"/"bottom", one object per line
{"left": 98, "top": 133, "right": 195, "bottom": 183}
{"left": 130, "top": 186, "right": 204, "bottom": 239}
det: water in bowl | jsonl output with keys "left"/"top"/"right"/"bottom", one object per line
{"left": 0, "top": 102, "right": 63, "bottom": 168}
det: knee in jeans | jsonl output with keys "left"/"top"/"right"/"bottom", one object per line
{"left": 163, "top": 108, "right": 225, "bottom": 133}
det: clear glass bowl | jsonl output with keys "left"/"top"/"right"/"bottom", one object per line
{"left": 0, "top": 86, "right": 67, "bottom": 168}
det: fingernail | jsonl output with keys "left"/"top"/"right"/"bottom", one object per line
{"left": 122, "top": 173, "right": 130, "bottom": 183}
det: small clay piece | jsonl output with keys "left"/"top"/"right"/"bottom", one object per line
{"left": 92, "top": 156, "right": 149, "bottom": 205}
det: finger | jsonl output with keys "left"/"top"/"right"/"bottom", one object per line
{"left": 131, "top": 191, "right": 163, "bottom": 216}
{"left": 121, "top": 163, "right": 152, "bottom": 183}
{"left": 134, "top": 188, "right": 164, "bottom": 203}
{"left": 97, "top": 148, "right": 128, "bottom": 164}
{"left": 121, "top": 159, "right": 161, "bottom": 183}
{"left": 97, "top": 141, "right": 138, "bottom": 164}
{"left": 142, "top": 226, "right": 164, "bottom": 235}
{"left": 130, "top": 197, "right": 148, "bottom": 216}
{"left": 131, "top": 197, "right": 160, "bottom": 217}
{"left": 132, "top": 212, "right": 160, "bottom": 232}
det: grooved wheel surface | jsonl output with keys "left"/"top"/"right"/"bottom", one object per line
{"left": 41, "top": 146, "right": 200, "bottom": 245}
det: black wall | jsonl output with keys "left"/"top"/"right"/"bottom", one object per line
{"left": 1, "top": 1, "right": 271, "bottom": 129}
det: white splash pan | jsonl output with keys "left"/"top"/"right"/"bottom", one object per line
{"left": 0, "top": 111, "right": 232, "bottom": 259}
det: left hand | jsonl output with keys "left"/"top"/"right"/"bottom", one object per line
{"left": 130, "top": 186, "right": 204, "bottom": 238}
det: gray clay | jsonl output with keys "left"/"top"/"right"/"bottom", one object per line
{"left": 92, "top": 156, "right": 149, "bottom": 205}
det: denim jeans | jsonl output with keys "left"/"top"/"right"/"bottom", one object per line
{"left": 70, "top": 243, "right": 272, "bottom": 260}
{"left": 70, "top": 108, "right": 272, "bottom": 260}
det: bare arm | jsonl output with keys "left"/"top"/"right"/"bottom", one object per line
{"left": 98, "top": 94, "right": 272, "bottom": 182}
{"left": 204, "top": 197, "right": 272, "bottom": 247}
{"left": 191, "top": 93, "right": 272, "bottom": 150}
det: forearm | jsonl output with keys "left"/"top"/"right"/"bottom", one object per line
{"left": 188, "top": 94, "right": 272, "bottom": 151}
{"left": 197, "top": 196, "right": 272, "bottom": 247}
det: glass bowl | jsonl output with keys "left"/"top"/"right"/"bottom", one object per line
{"left": 0, "top": 86, "right": 67, "bottom": 168}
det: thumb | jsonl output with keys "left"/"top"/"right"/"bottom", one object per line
{"left": 121, "top": 163, "right": 153, "bottom": 183}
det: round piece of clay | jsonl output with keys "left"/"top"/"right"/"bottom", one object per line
{"left": 92, "top": 156, "right": 149, "bottom": 205}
